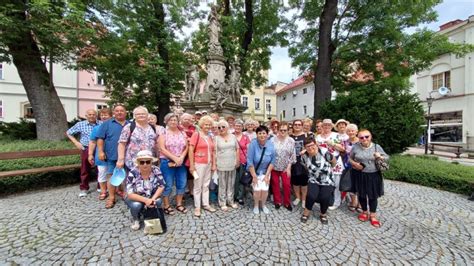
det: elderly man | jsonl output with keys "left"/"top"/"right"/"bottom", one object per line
{"left": 97, "top": 104, "right": 129, "bottom": 208}
{"left": 66, "top": 109, "right": 102, "bottom": 197}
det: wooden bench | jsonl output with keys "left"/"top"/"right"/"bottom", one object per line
{"left": 429, "top": 143, "right": 463, "bottom": 158}
{"left": 0, "top": 149, "right": 81, "bottom": 178}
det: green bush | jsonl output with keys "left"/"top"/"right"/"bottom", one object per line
{"left": 0, "top": 169, "right": 82, "bottom": 196}
{"left": 0, "top": 118, "right": 82, "bottom": 140}
{"left": 384, "top": 155, "right": 474, "bottom": 195}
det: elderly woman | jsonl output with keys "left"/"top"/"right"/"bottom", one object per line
{"left": 244, "top": 119, "right": 257, "bottom": 141}
{"left": 247, "top": 125, "right": 276, "bottom": 214}
{"left": 303, "top": 118, "right": 315, "bottom": 139}
{"left": 117, "top": 106, "right": 158, "bottom": 172}
{"left": 158, "top": 113, "right": 189, "bottom": 215}
{"left": 124, "top": 150, "right": 166, "bottom": 231}
{"left": 350, "top": 129, "right": 389, "bottom": 228}
{"left": 233, "top": 119, "right": 251, "bottom": 205}
{"left": 344, "top": 123, "right": 360, "bottom": 212}
{"left": 189, "top": 115, "right": 217, "bottom": 217}
{"left": 316, "top": 119, "right": 345, "bottom": 210}
{"left": 315, "top": 119, "right": 323, "bottom": 136}
{"left": 271, "top": 122, "right": 296, "bottom": 211}
{"left": 179, "top": 112, "right": 197, "bottom": 197}
{"left": 269, "top": 120, "right": 280, "bottom": 139}
{"left": 215, "top": 119, "right": 240, "bottom": 210}
{"left": 300, "top": 138, "right": 336, "bottom": 224}
{"left": 290, "top": 119, "right": 308, "bottom": 207}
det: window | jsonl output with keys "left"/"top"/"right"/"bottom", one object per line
{"left": 22, "top": 102, "right": 34, "bottom": 118}
{"left": 292, "top": 107, "right": 296, "bottom": 117}
{"left": 429, "top": 111, "right": 463, "bottom": 143}
{"left": 0, "top": 100, "right": 3, "bottom": 118}
{"left": 96, "top": 72, "right": 106, "bottom": 86}
{"left": 282, "top": 110, "right": 286, "bottom": 119}
{"left": 303, "top": 88, "right": 308, "bottom": 94}
{"left": 303, "top": 105, "right": 307, "bottom": 115}
{"left": 266, "top": 99, "right": 271, "bottom": 112}
{"left": 0, "top": 63, "right": 3, "bottom": 79}
{"left": 242, "top": 96, "right": 248, "bottom": 107}
{"left": 96, "top": 104, "right": 108, "bottom": 110}
{"left": 255, "top": 98, "right": 260, "bottom": 110}
{"left": 282, "top": 95, "right": 286, "bottom": 101}
{"left": 432, "top": 71, "right": 450, "bottom": 90}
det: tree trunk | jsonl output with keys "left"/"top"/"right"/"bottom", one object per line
{"left": 7, "top": 6, "right": 68, "bottom": 140}
{"left": 152, "top": 0, "right": 171, "bottom": 124}
{"left": 313, "top": 0, "right": 338, "bottom": 120}
{"left": 241, "top": 0, "right": 254, "bottom": 57}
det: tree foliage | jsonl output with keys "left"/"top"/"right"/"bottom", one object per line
{"left": 189, "top": 0, "right": 288, "bottom": 92}
{"left": 287, "top": 0, "right": 473, "bottom": 119}
{"left": 320, "top": 79, "right": 425, "bottom": 154}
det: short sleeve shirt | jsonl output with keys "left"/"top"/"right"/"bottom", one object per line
{"left": 215, "top": 134, "right": 238, "bottom": 171}
{"left": 246, "top": 139, "right": 276, "bottom": 175}
{"left": 272, "top": 136, "right": 296, "bottom": 171}
{"left": 67, "top": 120, "right": 102, "bottom": 146}
{"left": 118, "top": 123, "right": 158, "bottom": 170}
{"left": 190, "top": 132, "right": 214, "bottom": 164}
{"left": 89, "top": 125, "right": 106, "bottom": 166}
{"left": 126, "top": 166, "right": 165, "bottom": 198}
{"left": 159, "top": 129, "right": 187, "bottom": 159}
{"left": 96, "top": 118, "right": 129, "bottom": 161}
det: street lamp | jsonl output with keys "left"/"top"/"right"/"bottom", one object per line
{"left": 424, "top": 86, "right": 451, "bottom": 154}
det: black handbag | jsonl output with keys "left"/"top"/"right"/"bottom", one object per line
{"left": 339, "top": 168, "right": 352, "bottom": 192}
{"left": 240, "top": 147, "right": 266, "bottom": 186}
{"left": 142, "top": 205, "right": 167, "bottom": 234}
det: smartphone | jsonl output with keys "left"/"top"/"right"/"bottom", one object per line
{"left": 359, "top": 162, "right": 366, "bottom": 169}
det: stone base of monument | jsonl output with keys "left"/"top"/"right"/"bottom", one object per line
{"left": 181, "top": 96, "right": 247, "bottom": 119}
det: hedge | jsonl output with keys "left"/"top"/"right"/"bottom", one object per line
{"left": 384, "top": 155, "right": 474, "bottom": 195}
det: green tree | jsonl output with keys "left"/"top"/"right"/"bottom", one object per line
{"left": 0, "top": 0, "right": 98, "bottom": 140}
{"left": 189, "top": 0, "right": 288, "bottom": 92}
{"left": 79, "top": 0, "right": 200, "bottom": 123}
{"left": 320, "top": 80, "right": 425, "bottom": 154}
{"left": 287, "top": 0, "right": 471, "bottom": 119}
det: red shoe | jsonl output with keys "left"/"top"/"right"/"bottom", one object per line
{"left": 116, "top": 190, "right": 125, "bottom": 199}
{"left": 370, "top": 216, "right": 381, "bottom": 228}
{"left": 358, "top": 212, "right": 369, "bottom": 222}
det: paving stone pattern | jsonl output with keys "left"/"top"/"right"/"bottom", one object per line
{"left": 0, "top": 180, "right": 472, "bottom": 265}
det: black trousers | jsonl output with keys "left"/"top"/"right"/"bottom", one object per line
{"left": 305, "top": 183, "right": 335, "bottom": 214}
{"left": 358, "top": 195, "right": 378, "bottom": 213}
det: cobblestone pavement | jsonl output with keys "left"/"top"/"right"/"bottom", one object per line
{"left": 0, "top": 180, "right": 472, "bottom": 265}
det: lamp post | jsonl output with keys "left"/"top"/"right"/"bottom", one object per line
{"left": 424, "top": 86, "right": 451, "bottom": 154}
{"left": 424, "top": 94, "right": 434, "bottom": 155}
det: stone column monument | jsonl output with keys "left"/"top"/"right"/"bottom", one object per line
{"left": 181, "top": 5, "right": 246, "bottom": 117}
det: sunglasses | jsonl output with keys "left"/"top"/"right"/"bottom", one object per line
{"left": 218, "top": 126, "right": 226, "bottom": 130}
{"left": 359, "top": 135, "right": 370, "bottom": 140}
{"left": 139, "top": 160, "right": 152, "bottom": 165}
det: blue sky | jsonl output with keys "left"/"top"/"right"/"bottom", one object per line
{"left": 268, "top": 0, "right": 474, "bottom": 84}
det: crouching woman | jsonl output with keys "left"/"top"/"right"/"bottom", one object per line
{"left": 300, "top": 138, "right": 336, "bottom": 224}
{"left": 124, "top": 150, "right": 166, "bottom": 231}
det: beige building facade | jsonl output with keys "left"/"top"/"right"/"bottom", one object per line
{"left": 241, "top": 81, "right": 286, "bottom": 123}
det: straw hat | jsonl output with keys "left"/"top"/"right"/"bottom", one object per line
{"left": 134, "top": 150, "right": 158, "bottom": 165}
{"left": 334, "top": 119, "right": 349, "bottom": 129}
{"left": 322, "top": 119, "right": 334, "bottom": 127}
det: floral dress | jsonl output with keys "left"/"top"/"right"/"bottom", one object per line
{"left": 126, "top": 166, "right": 165, "bottom": 198}
{"left": 119, "top": 124, "right": 158, "bottom": 170}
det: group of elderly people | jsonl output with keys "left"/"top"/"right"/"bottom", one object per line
{"left": 78, "top": 105, "right": 388, "bottom": 232}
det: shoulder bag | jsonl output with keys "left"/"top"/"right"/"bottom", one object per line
{"left": 240, "top": 146, "right": 265, "bottom": 186}
{"left": 374, "top": 144, "right": 389, "bottom": 172}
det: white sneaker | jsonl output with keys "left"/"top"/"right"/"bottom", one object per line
{"left": 328, "top": 205, "right": 338, "bottom": 210}
{"left": 262, "top": 206, "right": 270, "bottom": 214}
{"left": 79, "top": 191, "right": 88, "bottom": 197}
{"left": 292, "top": 198, "right": 300, "bottom": 206}
{"left": 253, "top": 207, "right": 260, "bottom": 214}
{"left": 130, "top": 220, "right": 140, "bottom": 231}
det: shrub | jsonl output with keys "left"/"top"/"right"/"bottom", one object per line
{"left": 0, "top": 118, "right": 83, "bottom": 140}
{"left": 384, "top": 155, "right": 474, "bottom": 195}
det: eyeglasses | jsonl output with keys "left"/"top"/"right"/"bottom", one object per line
{"left": 305, "top": 143, "right": 316, "bottom": 149}
{"left": 359, "top": 135, "right": 370, "bottom": 140}
{"left": 279, "top": 129, "right": 288, "bottom": 132}
{"left": 293, "top": 124, "right": 302, "bottom": 126}
{"left": 218, "top": 126, "right": 226, "bottom": 130}
{"left": 139, "top": 160, "right": 152, "bottom": 165}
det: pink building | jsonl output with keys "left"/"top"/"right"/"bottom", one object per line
{"left": 77, "top": 70, "right": 109, "bottom": 116}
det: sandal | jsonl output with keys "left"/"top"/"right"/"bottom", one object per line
{"left": 358, "top": 212, "right": 369, "bottom": 222}
{"left": 105, "top": 198, "right": 115, "bottom": 209}
{"left": 203, "top": 206, "right": 216, "bottom": 213}
{"left": 370, "top": 216, "right": 381, "bottom": 228}
{"left": 319, "top": 215, "right": 328, "bottom": 224}
{"left": 194, "top": 208, "right": 201, "bottom": 217}
{"left": 116, "top": 190, "right": 125, "bottom": 199}
{"left": 356, "top": 207, "right": 364, "bottom": 213}
{"left": 300, "top": 215, "right": 309, "bottom": 223}
{"left": 176, "top": 205, "right": 188, "bottom": 214}
{"left": 99, "top": 192, "right": 108, "bottom": 200}
{"left": 348, "top": 205, "right": 356, "bottom": 212}
{"left": 164, "top": 206, "right": 175, "bottom": 215}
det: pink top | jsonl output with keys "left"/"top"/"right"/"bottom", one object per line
{"left": 159, "top": 129, "right": 187, "bottom": 159}
{"left": 235, "top": 133, "right": 251, "bottom": 164}
{"left": 190, "top": 131, "right": 214, "bottom": 164}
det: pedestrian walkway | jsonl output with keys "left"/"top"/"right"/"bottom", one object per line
{"left": 0, "top": 180, "right": 472, "bottom": 264}
{"left": 404, "top": 147, "right": 474, "bottom": 166}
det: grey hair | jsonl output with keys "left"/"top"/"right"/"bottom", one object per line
{"left": 133, "top": 106, "right": 149, "bottom": 115}
{"left": 346, "top": 123, "right": 358, "bottom": 131}
{"left": 234, "top": 119, "right": 244, "bottom": 126}
{"left": 164, "top": 113, "right": 179, "bottom": 124}
{"left": 218, "top": 119, "right": 229, "bottom": 128}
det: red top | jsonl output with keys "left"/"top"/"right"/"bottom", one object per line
{"left": 189, "top": 131, "right": 214, "bottom": 164}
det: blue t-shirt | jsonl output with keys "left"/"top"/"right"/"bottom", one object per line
{"left": 246, "top": 138, "right": 276, "bottom": 175}
{"left": 90, "top": 125, "right": 106, "bottom": 166}
{"left": 96, "top": 118, "right": 129, "bottom": 161}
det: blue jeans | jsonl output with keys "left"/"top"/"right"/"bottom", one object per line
{"left": 124, "top": 198, "right": 163, "bottom": 220}
{"left": 160, "top": 159, "right": 187, "bottom": 197}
